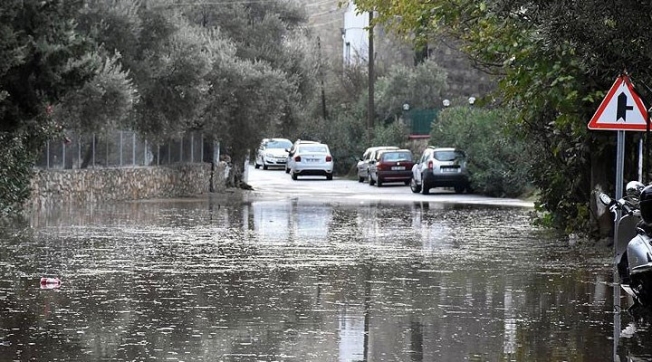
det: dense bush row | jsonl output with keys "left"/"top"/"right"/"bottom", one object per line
{"left": 429, "top": 106, "right": 533, "bottom": 198}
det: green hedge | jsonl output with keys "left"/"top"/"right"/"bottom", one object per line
{"left": 429, "top": 106, "right": 533, "bottom": 197}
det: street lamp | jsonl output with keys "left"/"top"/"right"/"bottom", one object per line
{"left": 442, "top": 99, "right": 451, "bottom": 107}
{"left": 468, "top": 96, "right": 476, "bottom": 106}
{"left": 402, "top": 102, "right": 411, "bottom": 132}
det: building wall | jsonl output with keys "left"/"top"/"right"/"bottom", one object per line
{"left": 295, "top": 0, "right": 496, "bottom": 102}
{"left": 299, "top": 0, "right": 346, "bottom": 68}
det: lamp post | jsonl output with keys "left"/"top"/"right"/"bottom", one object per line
{"left": 402, "top": 102, "right": 411, "bottom": 133}
{"left": 468, "top": 96, "right": 476, "bottom": 106}
{"left": 442, "top": 99, "right": 451, "bottom": 107}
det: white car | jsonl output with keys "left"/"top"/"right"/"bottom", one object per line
{"left": 288, "top": 142, "right": 334, "bottom": 180}
{"left": 285, "top": 139, "right": 320, "bottom": 173}
{"left": 255, "top": 138, "right": 293, "bottom": 170}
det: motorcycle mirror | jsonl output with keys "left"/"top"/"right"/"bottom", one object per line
{"left": 599, "top": 193, "right": 613, "bottom": 206}
{"left": 626, "top": 181, "right": 645, "bottom": 198}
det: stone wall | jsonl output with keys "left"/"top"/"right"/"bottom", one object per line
{"left": 29, "top": 163, "right": 228, "bottom": 210}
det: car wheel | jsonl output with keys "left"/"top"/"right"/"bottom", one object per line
{"left": 291, "top": 171, "right": 298, "bottom": 180}
{"left": 358, "top": 176, "right": 364, "bottom": 183}
{"left": 263, "top": 164, "right": 268, "bottom": 170}
{"left": 326, "top": 174, "right": 333, "bottom": 181}
{"left": 421, "top": 179, "right": 430, "bottom": 195}
{"left": 285, "top": 166, "right": 290, "bottom": 174}
{"left": 404, "top": 180, "right": 410, "bottom": 186}
{"left": 454, "top": 185, "right": 465, "bottom": 194}
{"left": 368, "top": 175, "right": 375, "bottom": 186}
{"left": 376, "top": 177, "right": 383, "bottom": 187}
{"left": 410, "top": 178, "right": 421, "bottom": 193}
{"left": 254, "top": 163, "right": 260, "bottom": 169}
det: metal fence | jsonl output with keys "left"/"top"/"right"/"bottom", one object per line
{"left": 407, "top": 109, "right": 439, "bottom": 136}
{"left": 35, "top": 130, "right": 209, "bottom": 169}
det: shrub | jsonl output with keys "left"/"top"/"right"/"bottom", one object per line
{"left": 429, "top": 106, "right": 532, "bottom": 197}
{"left": 0, "top": 132, "right": 38, "bottom": 215}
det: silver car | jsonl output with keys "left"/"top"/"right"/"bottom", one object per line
{"left": 410, "top": 147, "right": 470, "bottom": 194}
{"left": 288, "top": 143, "right": 334, "bottom": 180}
{"left": 255, "top": 138, "right": 293, "bottom": 170}
{"left": 356, "top": 146, "right": 399, "bottom": 182}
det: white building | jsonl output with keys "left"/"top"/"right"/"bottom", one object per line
{"left": 341, "top": 3, "right": 370, "bottom": 65}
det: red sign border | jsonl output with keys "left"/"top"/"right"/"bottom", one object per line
{"left": 588, "top": 75, "right": 649, "bottom": 131}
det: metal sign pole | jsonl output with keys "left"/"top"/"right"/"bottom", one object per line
{"left": 616, "top": 130, "right": 625, "bottom": 200}
{"left": 613, "top": 130, "right": 625, "bottom": 351}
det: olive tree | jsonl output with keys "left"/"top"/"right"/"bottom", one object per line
{"left": 0, "top": 0, "right": 98, "bottom": 213}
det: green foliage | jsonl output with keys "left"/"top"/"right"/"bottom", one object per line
{"left": 374, "top": 59, "right": 448, "bottom": 122}
{"left": 0, "top": 0, "right": 96, "bottom": 215}
{"left": 53, "top": 52, "right": 137, "bottom": 134}
{"left": 371, "top": 122, "right": 410, "bottom": 150}
{"left": 291, "top": 110, "right": 407, "bottom": 176}
{"left": 292, "top": 110, "right": 366, "bottom": 175}
{"left": 353, "top": 0, "right": 651, "bottom": 232}
{"left": 430, "top": 106, "right": 532, "bottom": 197}
{"left": 0, "top": 132, "right": 37, "bottom": 215}
{"left": 0, "top": 0, "right": 94, "bottom": 135}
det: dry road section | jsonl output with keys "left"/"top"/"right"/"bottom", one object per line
{"left": 246, "top": 164, "right": 534, "bottom": 208}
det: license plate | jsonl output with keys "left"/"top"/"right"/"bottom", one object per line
{"left": 442, "top": 168, "right": 457, "bottom": 173}
{"left": 391, "top": 166, "right": 405, "bottom": 170}
{"left": 306, "top": 158, "right": 319, "bottom": 162}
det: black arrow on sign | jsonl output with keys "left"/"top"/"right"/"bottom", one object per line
{"left": 617, "top": 92, "right": 633, "bottom": 122}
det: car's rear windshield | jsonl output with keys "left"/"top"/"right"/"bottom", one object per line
{"left": 266, "top": 140, "right": 292, "bottom": 149}
{"left": 433, "top": 150, "right": 465, "bottom": 162}
{"left": 381, "top": 152, "right": 412, "bottom": 162}
{"left": 299, "top": 145, "right": 328, "bottom": 153}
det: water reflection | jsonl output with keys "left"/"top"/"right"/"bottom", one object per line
{"left": 0, "top": 198, "right": 631, "bottom": 361}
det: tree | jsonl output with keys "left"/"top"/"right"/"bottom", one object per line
{"left": 181, "top": 0, "right": 319, "bottom": 188}
{"left": 200, "top": 37, "right": 295, "bottom": 187}
{"left": 353, "top": 0, "right": 652, "bottom": 234}
{"left": 0, "top": 0, "right": 97, "bottom": 213}
{"left": 375, "top": 58, "right": 448, "bottom": 122}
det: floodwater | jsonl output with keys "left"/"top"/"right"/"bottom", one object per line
{"left": 0, "top": 196, "right": 645, "bottom": 361}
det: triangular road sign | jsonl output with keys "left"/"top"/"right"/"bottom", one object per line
{"left": 588, "top": 75, "right": 649, "bottom": 131}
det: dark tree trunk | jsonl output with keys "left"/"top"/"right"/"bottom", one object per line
{"left": 80, "top": 135, "right": 97, "bottom": 169}
{"left": 590, "top": 144, "right": 614, "bottom": 238}
{"left": 224, "top": 153, "right": 253, "bottom": 190}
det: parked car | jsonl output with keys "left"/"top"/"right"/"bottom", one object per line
{"left": 410, "top": 147, "right": 470, "bottom": 194}
{"left": 356, "top": 146, "right": 399, "bottom": 182}
{"left": 285, "top": 139, "right": 320, "bottom": 173}
{"left": 255, "top": 138, "right": 293, "bottom": 170}
{"left": 367, "top": 149, "right": 415, "bottom": 187}
{"left": 287, "top": 142, "right": 334, "bottom": 180}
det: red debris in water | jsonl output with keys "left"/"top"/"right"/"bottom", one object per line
{"left": 40, "top": 277, "right": 61, "bottom": 289}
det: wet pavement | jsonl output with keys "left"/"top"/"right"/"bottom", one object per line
{"left": 0, "top": 167, "right": 648, "bottom": 361}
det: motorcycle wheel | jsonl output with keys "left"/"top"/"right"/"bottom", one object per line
{"left": 631, "top": 272, "right": 652, "bottom": 307}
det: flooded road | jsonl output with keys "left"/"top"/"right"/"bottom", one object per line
{"left": 0, "top": 167, "right": 644, "bottom": 361}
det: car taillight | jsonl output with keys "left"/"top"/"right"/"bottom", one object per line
{"left": 428, "top": 160, "right": 433, "bottom": 170}
{"left": 326, "top": 155, "right": 332, "bottom": 162}
{"left": 294, "top": 156, "right": 301, "bottom": 162}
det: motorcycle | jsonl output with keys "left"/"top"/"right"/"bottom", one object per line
{"left": 599, "top": 181, "right": 652, "bottom": 309}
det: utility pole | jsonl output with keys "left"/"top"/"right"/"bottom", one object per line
{"left": 317, "top": 37, "right": 327, "bottom": 120}
{"left": 367, "top": 11, "right": 375, "bottom": 141}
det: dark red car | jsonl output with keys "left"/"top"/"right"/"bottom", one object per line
{"left": 368, "top": 149, "right": 415, "bottom": 187}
